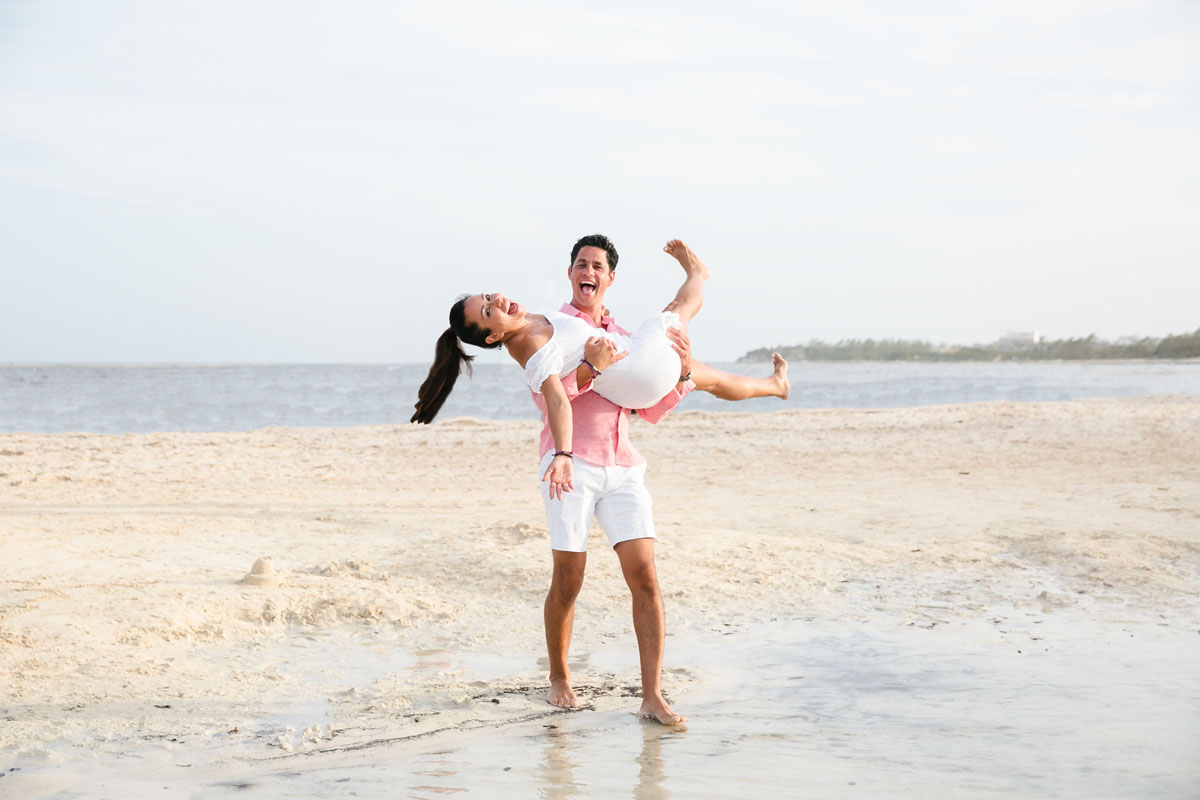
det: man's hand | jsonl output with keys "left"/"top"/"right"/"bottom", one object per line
{"left": 584, "top": 336, "right": 628, "bottom": 373}
{"left": 666, "top": 327, "right": 692, "bottom": 381}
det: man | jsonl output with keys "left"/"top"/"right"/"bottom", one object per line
{"left": 530, "top": 233, "right": 693, "bottom": 725}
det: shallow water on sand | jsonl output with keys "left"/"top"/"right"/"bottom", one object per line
{"left": 9, "top": 612, "right": 1196, "bottom": 799}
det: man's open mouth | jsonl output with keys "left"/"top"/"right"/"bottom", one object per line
{"left": 579, "top": 281, "right": 596, "bottom": 296}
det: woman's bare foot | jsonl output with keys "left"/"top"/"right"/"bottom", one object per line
{"left": 547, "top": 677, "right": 579, "bottom": 709}
{"left": 663, "top": 239, "right": 710, "bottom": 280}
{"left": 772, "top": 352, "right": 790, "bottom": 399}
{"left": 638, "top": 695, "right": 688, "bottom": 726}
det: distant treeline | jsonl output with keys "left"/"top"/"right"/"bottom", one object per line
{"left": 740, "top": 327, "right": 1200, "bottom": 362}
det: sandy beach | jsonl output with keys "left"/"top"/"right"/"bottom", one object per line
{"left": 2, "top": 396, "right": 1198, "bottom": 798}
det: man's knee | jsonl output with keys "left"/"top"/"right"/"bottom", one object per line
{"left": 626, "top": 567, "right": 659, "bottom": 598}
{"left": 548, "top": 575, "right": 583, "bottom": 605}
{"left": 548, "top": 553, "right": 586, "bottom": 604}
{"left": 618, "top": 554, "right": 660, "bottom": 597}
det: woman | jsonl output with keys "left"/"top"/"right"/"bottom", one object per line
{"left": 412, "top": 240, "right": 789, "bottom": 496}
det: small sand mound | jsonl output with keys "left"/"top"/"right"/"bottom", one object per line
{"left": 240, "top": 556, "right": 279, "bottom": 587}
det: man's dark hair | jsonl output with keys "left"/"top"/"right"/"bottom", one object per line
{"left": 570, "top": 234, "right": 619, "bottom": 271}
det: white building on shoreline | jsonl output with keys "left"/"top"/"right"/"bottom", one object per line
{"left": 994, "top": 331, "right": 1045, "bottom": 351}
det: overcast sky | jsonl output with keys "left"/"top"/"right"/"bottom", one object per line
{"left": 2, "top": 0, "right": 1198, "bottom": 364}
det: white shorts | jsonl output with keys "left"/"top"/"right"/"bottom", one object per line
{"left": 539, "top": 452, "right": 656, "bottom": 552}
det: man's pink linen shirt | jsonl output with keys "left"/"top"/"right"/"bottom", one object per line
{"left": 532, "top": 304, "right": 694, "bottom": 467}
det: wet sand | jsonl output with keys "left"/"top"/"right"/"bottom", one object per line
{"left": 1, "top": 397, "right": 1198, "bottom": 797}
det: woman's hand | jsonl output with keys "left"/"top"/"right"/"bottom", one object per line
{"left": 584, "top": 336, "right": 628, "bottom": 373}
{"left": 542, "top": 454, "right": 574, "bottom": 500}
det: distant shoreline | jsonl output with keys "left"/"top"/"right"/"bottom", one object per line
{"left": 740, "top": 328, "right": 1200, "bottom": 363}
{"left": 736, "top": 355, "right": 1200, "bottom": 365}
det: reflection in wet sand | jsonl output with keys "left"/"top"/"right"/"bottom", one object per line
{"left": 635, "top": 724, "right": 671, "bottom": 800}
{"left": 409, "top": 755, "right": 468, "bottom": 796}
{"left": 539, "top": 724, "right": 581, "bottom": 800}
{"left": 535, "top": 717, "right": 678, "bottom": 798}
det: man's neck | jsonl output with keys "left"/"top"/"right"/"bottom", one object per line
{"left": 570, "top": 300, "right": 605, "bottom": 326}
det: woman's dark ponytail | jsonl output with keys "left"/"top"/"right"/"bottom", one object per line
{"left": 411, "top": 296, "right": 501, "bottom": 424}
{"left": 411, "top": 328, "right": 473, "bottom": 424}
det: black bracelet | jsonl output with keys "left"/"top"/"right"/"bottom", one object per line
{"left": 579, "top": 358, "right": 602, "bottom": 379}
{"left": 679, "top": 370, "right": 692, "bottom": 382}
{"left": 553, "top": 450, "right": 573, "bottom": 459}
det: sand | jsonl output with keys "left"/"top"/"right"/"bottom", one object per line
{"left": 1, "top": 396, "right": 1198, "bottom": 797}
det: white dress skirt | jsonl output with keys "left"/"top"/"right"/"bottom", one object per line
{"left": 522, "top": 311, "right": 683, "bottom": 409}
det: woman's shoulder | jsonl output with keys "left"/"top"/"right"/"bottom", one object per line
{"left": 509, "top": 314, "right": 554, "bottom": 368}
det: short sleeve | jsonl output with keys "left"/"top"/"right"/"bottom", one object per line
{"left": 636, "top": 379, "right": 692, "bottom": 423}
{"left": 524, "top": 341, "right": 564, "bottom": 394}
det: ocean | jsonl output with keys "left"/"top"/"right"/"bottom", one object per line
{"left": 2, "top": 360, "right": 1198, "bottom": 434}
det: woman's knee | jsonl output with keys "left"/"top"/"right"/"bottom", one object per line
{"left": 687, "top": 361, "right": 717, "bottom": 393}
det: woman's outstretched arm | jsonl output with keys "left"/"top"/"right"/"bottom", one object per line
{"left": 540, "top": 374, "right": 574, "bottom": 500}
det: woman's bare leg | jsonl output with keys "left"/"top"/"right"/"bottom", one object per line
{"left": 689, "top": 354, "right": 790, "bottom": 400}
{"left": 658, "top": 240, "right": 787, "bottom": 401}
{"left": 661, "top": 239, "right": 709, "bottom": 328}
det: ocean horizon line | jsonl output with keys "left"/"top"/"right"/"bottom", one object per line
{"left": 5, "top": 356, "right": 1200, "bottom": 368}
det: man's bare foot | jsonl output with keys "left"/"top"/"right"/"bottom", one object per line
{"left": 772, "top": 352, "right": 790, "bottom": 399}
{"left": 663, "top": 239, "right": 710, "bottom": 280}
{"left": 638, "top": 695, "right": 688, "bottom": 726}
{"left": 547, "top": 677, "right": 579, "bottom": 709}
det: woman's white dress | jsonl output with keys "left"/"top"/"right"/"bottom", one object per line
{"left": 522, "top": 311, "right": 683, "bottom": 409}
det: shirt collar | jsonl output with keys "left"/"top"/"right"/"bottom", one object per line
{"left": 560, "top": 302, "right": 614, "bottom": 330}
